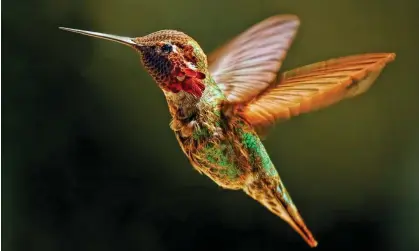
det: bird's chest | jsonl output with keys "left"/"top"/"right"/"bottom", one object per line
{"left": 165, "top": 91, "right": 199, "bottom": 120}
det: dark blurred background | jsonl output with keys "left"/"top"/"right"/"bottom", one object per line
{"left": 3, "top": 0, "right": 419, "bottom": 250}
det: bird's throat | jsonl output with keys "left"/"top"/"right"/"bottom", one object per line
{"left": 167, "top": 70, "right": 206, "bottom": 98}
{"left": 165, "top": 59, "right": 206, "bottom": 98}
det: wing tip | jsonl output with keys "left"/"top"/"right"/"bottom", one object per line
{"left": 268, "top": 14, "right": 301, "bottom": 26}
{"left": 386, "top": 52, "right": 396, "bottom": 62}
{"left": 369, "top": 52, "right": 396, "bottom": 71}
{"left": 364, "top": 52, "right": 396, "bottom": 63}
{"left": 368, "top": 52, "right": 395, "bottom": 62}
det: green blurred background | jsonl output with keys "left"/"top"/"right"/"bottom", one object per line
{"left": 3, "top": 0, "right": 419, "bottom": 250}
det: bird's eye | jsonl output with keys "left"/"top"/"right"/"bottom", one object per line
{"left": 161, "top": 43, "right": 173, "bottom": 53}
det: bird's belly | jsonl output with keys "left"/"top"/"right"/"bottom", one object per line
{"left": 175, "top": 131, "right": 250, "bottom": 190}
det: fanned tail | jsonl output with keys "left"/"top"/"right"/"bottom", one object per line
{"left": 244, "top": 176, "right": 318, "bottom": 247}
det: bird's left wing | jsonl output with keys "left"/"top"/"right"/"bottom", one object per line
{"left": 208, "top": 15, "right": 300, "bottom": 103}
{"left": 238, "top": 53, "right": 396, "bottom": 128}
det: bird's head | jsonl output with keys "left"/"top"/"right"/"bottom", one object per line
{"left": 60, "top": 28, "right": 208, "bottom": 98}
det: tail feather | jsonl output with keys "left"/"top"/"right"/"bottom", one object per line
{"left": 244, "top": 177, "right": 318, "bottom": 248}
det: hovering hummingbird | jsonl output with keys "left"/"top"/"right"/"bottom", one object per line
{"left": 60, "top": 14, "right": 395, "bottom": 247}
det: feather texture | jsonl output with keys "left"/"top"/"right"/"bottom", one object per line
{"left": 208, "top": 15, "right": 300, "bottom": 103}
{"left": 239, "top": 53, "right": 396, "bottom": 127}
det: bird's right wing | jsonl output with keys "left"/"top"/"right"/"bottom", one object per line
{"left": 238, "top": 53, "right": 396, "bottom": 128}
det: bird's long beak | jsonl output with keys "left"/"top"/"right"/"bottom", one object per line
{"left": 59, "top": 27, "right": 138, "bottom": 47}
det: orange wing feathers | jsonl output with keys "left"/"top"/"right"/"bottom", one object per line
{"left": 239, "top": 53, "right": 396, "bottom": 127}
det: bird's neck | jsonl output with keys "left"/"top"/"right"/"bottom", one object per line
{"left": 164, "top": 75, "right": 226, "bottom": 131}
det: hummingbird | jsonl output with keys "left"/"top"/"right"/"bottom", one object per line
{"left": 60, "top": 14, "right": 395, "bottom": 247}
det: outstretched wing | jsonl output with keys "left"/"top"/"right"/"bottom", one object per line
{"left": 239, "top": 53, "right": 396, "bottom": 127}
{"left": 208, "top": 15, "right": 300, "bottom": 103}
